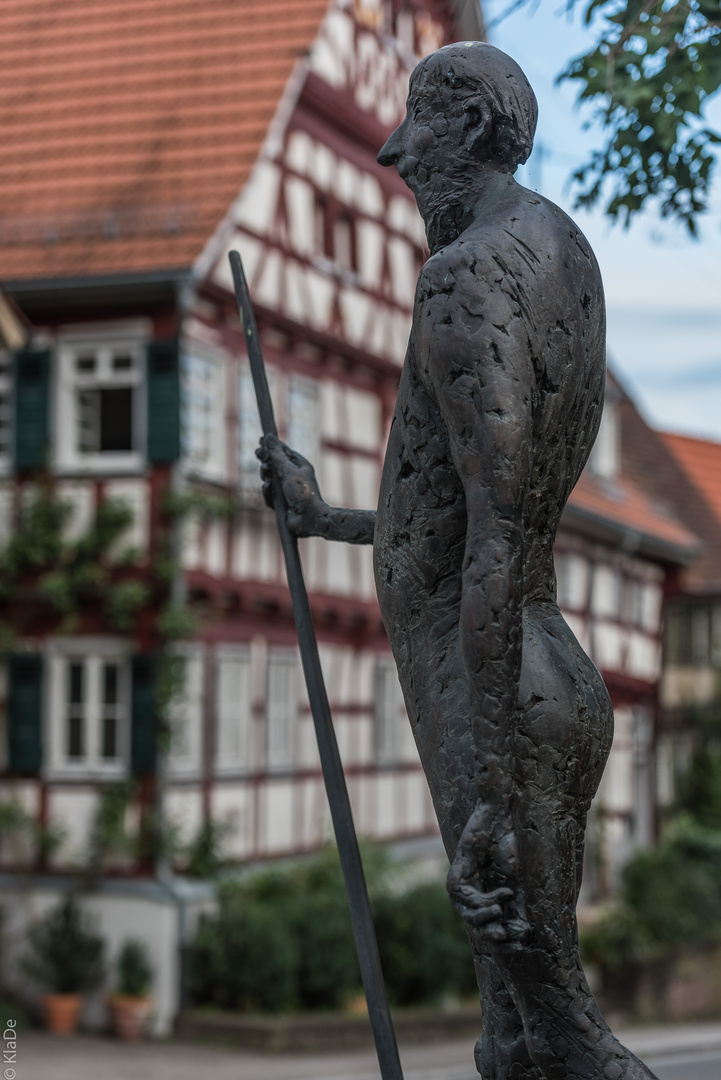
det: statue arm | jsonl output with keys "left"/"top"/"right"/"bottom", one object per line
{"left": 256, "top": 434, "right": 375, "bottom": 545}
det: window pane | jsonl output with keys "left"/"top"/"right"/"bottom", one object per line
{"left": 103, "top": 663, "right": 118, "bottom": 705}
{"left": 112, "top": 355, "right": 133, "bottom": 372}
{"left": 101, "top": 663, "right": 122, "bottom": 760}
{"left": 181, "top": 353, "right": 222, "bottom": 472}
{"left": 67, "top": 662, "right": 84, "bottom": 759}
{"left": 69, "top": 662, "right": 84, "bottom": 704}
{"left": 102, "top": 716, "right": 117, "bottom": 759}
{"left": 266, "top": 653, "right": 296, "bottom": 770}
{"left": 216, "top": 651, "right": 252, "bottom": 768}
{"left": 99, "top": 387, "right": 133, "bottom": 452}
{"left": 76, "top": 355, "right": 96, "bottom": 373}
{"left": 286, "top": 377, "right": 318, "bottom": 463}
{"left": 78, "top": 389, "right": 99, "bottom": 452}
{"left": 238, "top": 364, "right": 264, "bottom": 489}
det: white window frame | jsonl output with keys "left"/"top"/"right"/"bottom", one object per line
{"left": 0, "top": 350, "right": 13, "bottom": 476}
{"left": 214, "top": 646, "right": 253, "bottom": 773}
{"left": 45, "top": 638, "right": 130, "bottom": 779}
{"left": 166, "top": 645, "right": 204, "bottom": 778}
{"left": 265, "top": 650, "right": 298, "bottom": 772}
{"left": 55, "top": 331, "right": 146, "bottom": 474}
{"left": 180, "top": 344, "right": 227, "bottom": 482}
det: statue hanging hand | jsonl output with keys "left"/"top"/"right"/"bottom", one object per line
{"left": 256, "top": 434, "right": 326, "bottom": 537}
{"left": 447, "top": 800, "right": 530, "bottom": 944}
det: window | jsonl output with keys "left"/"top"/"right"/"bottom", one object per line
{"left": 587, "top": 400, "right": 619, "bottom": 480}
{"left": 375, "top": 656, "right": 402, "bottom": 763}
{"left": 238, "top": 363, "right": 262, "bottom": 495}
{"left": 167, "top": 648, "right": 204, "bottom": 775}
{"left": 56, "top": 339, "right": 144, "bottom": 471}
{"left": 181, "top": 349, "right": 226, "bottom": 479}
{"left": 0, "top": 351, "right": 12, "bottom": 472}
{"left": 266, "top": 651, "right": 297, "bottom": 771}
{"left": 215, "top": 648, "right": 253, "bottom": 772}
{"left": 592, "top": 564, "right": 622, "bottom": 620}
{"left": 286, "top": 376, "right": 319, "bottom": 463}
{"left": 48, "top": 644, "right": 128, "bottom": 776}
{"left": 555, "top": 552, "right": 589, "bottom": 611}
{"left": 314, "top": 195, "right": 357, "bottom": 273}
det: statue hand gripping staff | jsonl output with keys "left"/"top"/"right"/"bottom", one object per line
{"left": 252, "top": 42, "right": 659, "bottom": 1080}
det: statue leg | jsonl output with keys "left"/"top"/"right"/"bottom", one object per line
{"left": 472, "top": 946, "right": 545, "bottom": 1080}
{"left": 488, "top": 796, "right": 658, "bottom": 1080}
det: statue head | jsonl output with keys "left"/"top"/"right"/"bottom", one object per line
{"left": 378, "top": 42, "right": 537, "bottom": 238}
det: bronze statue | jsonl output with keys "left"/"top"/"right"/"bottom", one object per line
{"left": 259, "top": 41, "right": 657, "bottom": 1080}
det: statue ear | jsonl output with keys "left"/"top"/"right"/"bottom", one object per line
{"left": 462, "top": 99, "right": 492, "bottom": 156}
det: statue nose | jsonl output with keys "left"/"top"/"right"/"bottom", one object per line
{"left": 377, "top": 125, "right": 403, "bottom": 167}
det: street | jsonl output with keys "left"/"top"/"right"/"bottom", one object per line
{"left": 18, "top": 1027, "right": 721, "bottom": 1080}
{"left": 651, "top": 1050, "right": 721, "bottom": 1080}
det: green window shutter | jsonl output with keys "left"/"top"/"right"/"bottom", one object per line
{"left": 147, "top": 339, "right": 180, "bottom": 464}
{"left": 131, "top": 653, "right": 157, "bottom": 775}
{"left": 13, "top": 349, "right": 50, "bottom": 470}
{"left": 7, "top": 654, "right": 43, "bottom": 774}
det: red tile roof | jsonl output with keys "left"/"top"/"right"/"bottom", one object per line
{"left": 0, "top": 0, "right": 329, "bottom": 281}
{"left": 566, "top": 470, "right": 698, "bottom": 561}
{"left": 662, "top": 432, "right": 721, "bottom": 530}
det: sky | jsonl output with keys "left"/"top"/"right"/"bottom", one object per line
{"left": 482, "top": 0, "right": 721, "bottom": 441}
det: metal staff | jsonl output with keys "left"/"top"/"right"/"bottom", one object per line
{"left": 229, "top": 250, "right": 403, "bottom": 1080}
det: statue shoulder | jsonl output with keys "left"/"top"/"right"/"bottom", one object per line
{"left": 417, "top": 241, "right": 495, "bottom": 304}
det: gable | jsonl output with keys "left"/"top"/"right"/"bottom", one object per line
{"left": 208, "top": 0, "right": 472, "bottom": 364}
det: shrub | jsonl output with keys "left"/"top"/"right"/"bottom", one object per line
{"left": 116, "top": 939, "right": 153, "bottom": 998}
{"left": 374, "top": 881, "right": 477, "bottom": 1006}
{"left": 22, "top": 895, "right": 104, "bottom": 994}
{"left": 580, "top": 818, "right": 721, "bottom": 971}
{"left": 188, "top": 845, "right": 476, "bottom": 1013}
{"left": 191, "top": 892, "right": 299, "bottom": 1012}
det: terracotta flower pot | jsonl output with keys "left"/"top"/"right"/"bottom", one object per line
{"left": 43, "top": 993, "right": 82, "bottom": 1034}
{"left": 108, "top": 995, "right": 153, "bottom": 1040}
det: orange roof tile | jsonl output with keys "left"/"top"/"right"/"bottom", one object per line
{"left": 566, "top": 469, "right": 698, "bottom": 560}
{"left": 662, "top": 432, "right": 721, "bottom": 530}
{"left": 0, "top": 0, "right": 329, "bottom": 282}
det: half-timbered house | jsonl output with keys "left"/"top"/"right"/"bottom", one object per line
{"left": 0, "top": 0, "right": 701, "bottom": 1028}
{"left": 0, "top": 0, "right": 486, "bottom": 1032}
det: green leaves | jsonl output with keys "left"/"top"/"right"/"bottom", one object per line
{"left": 0, "top": 490, "right": 150, "bottom": 636}
{"left": 558, "top": 0, "right": 721, "bottom": 231}
{"left": 22, "top": 895, "right": 105, "bottom": 994}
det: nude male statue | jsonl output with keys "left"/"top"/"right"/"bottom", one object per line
{"left": 259, "top": 42, "right": 657, "bottom": 1080}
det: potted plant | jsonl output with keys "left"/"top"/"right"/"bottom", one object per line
{"left": 108, "top": 938, "right": 153, "bottom": 1040}
{"left": 22, "top": 895, "right": 104, "bottom": 1034}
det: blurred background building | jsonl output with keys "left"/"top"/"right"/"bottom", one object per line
{"left": 0, "top": 0, "right": 717, "bottom": 1036}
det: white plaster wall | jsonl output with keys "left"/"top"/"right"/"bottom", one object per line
{"left": 210, "top": 784, "right": 253, "bottom": 861}
{"left": 0, "top": 885, "right": 186, "bottom": 1036}
{"left": 56, "top": 481, "right": 95, "bottom": 544}
{"left": 103, "top": 479, "right": 148, "bottom": 561}
{"left": 233, "top": 513, "right": 280, "bottom": 582}
{"left": 47, "top": 787, "right": 98, "bottom": 868}
{"left": 597, "top": 707, "right": 635, "bottom": 814}
{"left": 164, "top": 786, "right": 204, "bottom": 848}
{"left": 205, "top": 521, "right": 227, "bottom": 576}
{"left": 626, "top": 632, "right": 660, "bottom": 681}
{"left": 261, "top": 779, "right": 295, "bottom": 853}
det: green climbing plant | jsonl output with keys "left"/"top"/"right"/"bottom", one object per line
{"left": 0, "top": 487, "right": 149, "bottom": 639}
